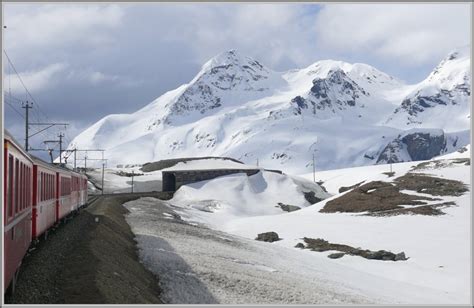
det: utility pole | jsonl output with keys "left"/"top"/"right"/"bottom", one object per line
{"left": 58, "top": 133, "right": 64, "bottom": 164}
{"left": 22, "top": 101, "right": 33, "bottom": 151}
{"left": 131, "top": 170, "right": 134, "bottom": 193}
{"left": 48, "top": 149, "right": 54, "bottom": 164}
{"left": 84, "top": 153, "right": 87, "bottom": 174}
{"left": 28, "top": 122, "right": 68, "bottom": 154}
{"left": 101, "top": 163, "right": 105, "bottom": 195}
{"left": 390, "top": 147, "right": 394, "bottom": 173}
{"left": 73, "top": 149, "right": 77, "bottom": 170}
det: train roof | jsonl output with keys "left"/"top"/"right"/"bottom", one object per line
{"left": 4, "top": 129, "right": 34, "bottom": 162}
{"left": 30, "top": 154, "right": 86, "bottom": 177}
{"left": 5, "top": 129, "right": 86, "bottom": 178}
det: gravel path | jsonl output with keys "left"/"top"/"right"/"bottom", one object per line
{"left": 124, "top": 197, "right": 377, "bottom": 304}
{"left": 5, "top": 193, "right": 167, "bottom": 304}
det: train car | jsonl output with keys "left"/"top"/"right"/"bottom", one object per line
{"left": 31, "top": 157, "right": 58, "bottom": 240}
{"left": 70, "top": 173, "right": 82, "bottom": 212}
{"left": 56, "top": 168, "right": 73, "bottom": 221}
{"left": 3, "top": 131, "right": 34, "bottom": 293}
{"left": 4, "top": 130, "right": 89, "bottom": 294}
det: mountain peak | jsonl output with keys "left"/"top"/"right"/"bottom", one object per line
{"left": 200, "top": 49, "right": 267, "bottom": 73}
{"left": 446, "top": 45, "right": 470, "bottom": 61}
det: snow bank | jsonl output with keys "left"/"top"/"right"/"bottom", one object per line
{"left": 222, "top": 158, "right": 471, "bottom": 304}
{"left": 171, "top": 170, "right": 330, "bottom": 229}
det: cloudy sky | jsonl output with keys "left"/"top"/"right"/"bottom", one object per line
{"left": 2, "top": 3, "right": 470, "bottom": 160}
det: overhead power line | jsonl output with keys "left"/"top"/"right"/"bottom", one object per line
{"left": 5, "top": 100, "right": 25, "bottom": 119}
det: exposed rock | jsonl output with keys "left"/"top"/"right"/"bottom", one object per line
{"left": 303, "top": 191, "right": 324, "bottom": 204}
{"left": 402, "top": 132, "right": 446, "bottom": 161}
{"left": 291, "top": 68, "right": 368, "bottom": 116}
{"left": 395, "top": 252, "right": 408, "bottom": 261}
{"left": 294, "top": 243, "right": 305, "bottom": 249}
{"left": 327, "top": 253, "right": 345, "bottom": 259}
{"left": 364, "top": 250, "right": 398, "bottom": 261}
{"left": 278, "top": 203, "right": 301, "bottom": 212}
{"left": 376, "top": 130, "right": 447, "bottom": 164}
{"left": 303, "top": 237, "right": 407, "bottom": 261}
{"left": 255, "top": 232, "right": 280, "bottom": 243}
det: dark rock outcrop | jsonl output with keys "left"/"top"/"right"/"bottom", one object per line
{"left": 302, "top": 237, "right": 408, "bottom": 262}
{"left": 255, "top": 232, "right": 280, "bottom": 243}
{"left": 295, "top": 243, "right": 305, "bottom": 249}
{"left": 303, "top": 191, "right": 324, "bottom": 204}
{"left": 278, "top": 203, "right": 301, "bottom": 212}
{"left": 327, "top": 252, "right": 345, "bottom": 259}
{"left": 376, "top": 130, "right": 446, "bottom": 164}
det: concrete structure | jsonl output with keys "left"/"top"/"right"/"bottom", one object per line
{"left": 162, "top": 168, "right": 282, "bottom": 192}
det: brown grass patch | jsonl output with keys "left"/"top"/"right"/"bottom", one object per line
{"left": 394, "top": 173, "right": 468, "bottom": 196}
{"left": 321, "top": 181, "right": 438, "bottom": 213}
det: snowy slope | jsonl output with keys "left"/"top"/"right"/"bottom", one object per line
{"left": 65, "top": 48, "right": 470, "bottom": 173}
{"left": 166, "top": 147, "right": 471, "bottom": 304}
{"left": 386, "top": 46, "right": 471, "bottom": 132}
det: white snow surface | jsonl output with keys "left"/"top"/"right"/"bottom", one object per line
{"left": 64, "top": 48, "right": 470, "bottom": 173}
{"left": 171, "top": 170, "right": 331, "bottom": 229}
{"left": 156, "top": 147, "right": 471, "bottom": 304}
{"left": 162, "top": 158, "right": 259, "bottom": 171}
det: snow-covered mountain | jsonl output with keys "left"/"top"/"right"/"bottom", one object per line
{"left": 386, "top": 46, "right": 471, "bottom": 132}
{"left": 65, "top": 48, "right": 470, "bottom": 173}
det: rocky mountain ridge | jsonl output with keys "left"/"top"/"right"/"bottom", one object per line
{"left": 64, "top": 48, "right": 471, "bottom": 173}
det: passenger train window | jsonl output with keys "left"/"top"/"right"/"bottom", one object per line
{"left": 49, "top": 174, "right": 51, "bottom": 199}
{"left": 41, "top": 173, "right": 44, "bottom": 202}
{"left": 22, "top": 164, "right": 26, "bottom": 210}
{"left": 15, "top": 159, "right": 19, "bottom": 214}
{"left": 27, "top": 167, "right": 30, "bottom": 207}
{"left": 20, "top": 163, "right": 24, "bottom": 210}
{"left": 19, "top": 163, "right": 23, "bottom": 211}
{"left": 8, "top": 155, "right": 14, "bottom": 217}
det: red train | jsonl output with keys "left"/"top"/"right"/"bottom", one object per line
{"left": 3, "top": 131, "right": 88, "bottom": 293}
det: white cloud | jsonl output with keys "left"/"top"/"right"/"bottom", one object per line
{"left": 4, "top": 4, "right": 124, "bottom": 50}
{"left": 4, "top": 62, "right": 68, "bottom": 94}
{"left": 314, "top": 4, "right": 470, "bottom": 65}
{"left": 154, "top": 4, "right": 316, "bottom": 70}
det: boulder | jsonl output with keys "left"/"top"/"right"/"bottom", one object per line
{"left": 395, "top": 252, "right": 408, "bottom": 261}
{"left": 328, "top": 252, "right": 345, "bottom": 259}
{"left": 303, "top": 191, "right": 324, "bottom": 204}
{"left": 294, "top": 243, "right": 305, "bottom": 249}
{"left": 278, "top": 202, "right": 301, "bottom": 212}
{"left": 255, "top": 232, "right": 280, "bottom": 243}
{"left": 364, "top": 250, "right": 397, "bottom": 261}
